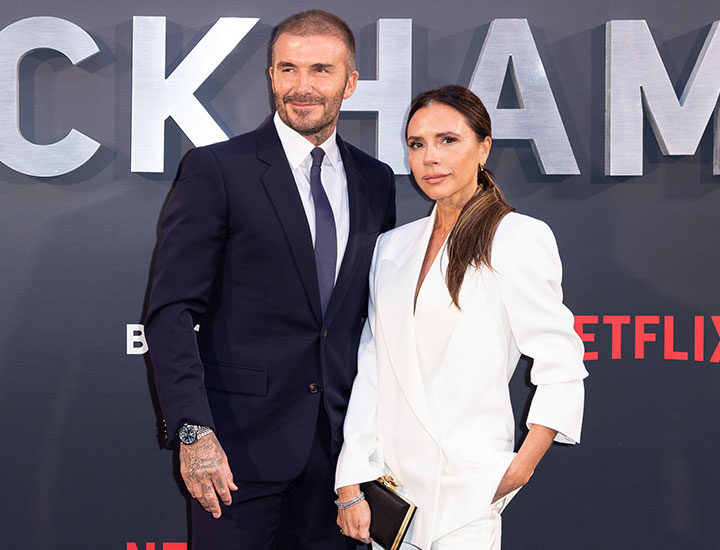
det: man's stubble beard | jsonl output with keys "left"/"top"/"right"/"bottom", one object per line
{"left": 274, "top": 89, "right": 344, "bottom": 139}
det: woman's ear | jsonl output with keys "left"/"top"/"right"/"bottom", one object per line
{"left": 484, "top": 135, "right": 492, "bottom": 150}
{"left": 479, "top": 136, "right": 492, "bottom": 165}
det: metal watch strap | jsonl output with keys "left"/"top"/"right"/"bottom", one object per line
{"left": 195, "top": 426, "right": 213, "bottom": 440}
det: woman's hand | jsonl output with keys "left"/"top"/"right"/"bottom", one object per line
{"left": 336, "top": 484, "right": 373, "bottom": 544}
{"left": 492, "top": 460, "right": 532, "bottom": 503}
{"left": 492, "top": 424, "right": 558, "bottom": 504}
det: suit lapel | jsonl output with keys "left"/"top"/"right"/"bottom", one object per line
{"left": 323, "top": 136, "right": 369, "bottom": 327}
{"left": 256, "top": 120, "right": 322, "bottom": 324}
{"left": 376, "top": 212, "right": 440, "bottom": 443}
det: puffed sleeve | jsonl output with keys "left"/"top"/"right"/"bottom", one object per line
{"left": 500, "top": 217, "right": 588, "bottom": 444}
{"left": 334, "top": 240, "right": 385, "bottom": 491}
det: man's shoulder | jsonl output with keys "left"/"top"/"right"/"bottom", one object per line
{"left": 188, "top": 119, "right": 278, "bottom": 162}
{"left": 194, "top": 129, "right": 260, "bottom": 158}
{"left": 341, "top": 139, "right": 393, "bottom": 177}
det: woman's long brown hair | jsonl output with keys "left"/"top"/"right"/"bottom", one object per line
{"left": 406, "top": 85, "right": 514, "bottom": 308}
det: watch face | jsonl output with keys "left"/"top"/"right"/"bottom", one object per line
{"left": 179, "top": 424, "right": 197, "bottom": 445}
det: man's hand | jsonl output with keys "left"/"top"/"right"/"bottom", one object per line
{"left": 179, "top": 432, "right": 238, "bottom": 518}
{"left": 336, "top": 485, "right": 372, "bottom": 544}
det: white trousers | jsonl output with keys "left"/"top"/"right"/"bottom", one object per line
{"left": 383, "top": 490, "right": 514, "bottom": 550}
{"left": 429, "top": 506, "right": 502, "bottom": 550}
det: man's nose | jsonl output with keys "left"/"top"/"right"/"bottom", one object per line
{"left": 296, "top": 70, "right": 312, "bottom": 93}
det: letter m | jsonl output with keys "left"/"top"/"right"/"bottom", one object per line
{"left": 606, "top": 20, "right": 720, "bottom": 175}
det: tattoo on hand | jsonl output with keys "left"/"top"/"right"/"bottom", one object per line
{"left": 181, "top": 435, "right": 224, "bottom": 483}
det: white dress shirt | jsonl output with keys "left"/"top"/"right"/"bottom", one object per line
{"left": 273, "top": 112, "right": 349, "bottom": 282}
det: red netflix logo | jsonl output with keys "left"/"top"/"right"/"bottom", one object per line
{"left": 127, "top": 545, "right": 186, "bottom": 550}
{"left": 574, "top": 315, "right": 720, "bottom": 362}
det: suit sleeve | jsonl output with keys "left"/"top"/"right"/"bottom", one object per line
{"left": 382, "top": 165, "right": 397, "bottom": 232}
{"left": 145, "top": 147, "right": 228, "bottom": 447}
{"left": 500, "top": 218, "right": 588, "bottom": 444}
{"left": 335, "top": 240, "right": 385, "bottom": 491}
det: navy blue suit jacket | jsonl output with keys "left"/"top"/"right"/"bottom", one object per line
{"left": 145, "top": 119, "right": 396, "bottom": 481}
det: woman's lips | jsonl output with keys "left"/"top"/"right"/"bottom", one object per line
{"left": 423, "top": 173, "right": 449, "bottom": 183}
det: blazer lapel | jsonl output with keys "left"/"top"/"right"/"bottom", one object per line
{"left": 376, "top": 211, "right": 440, "bottom": 443}
{"left": 256, "top": 120, "right": 322, "bottom": 324}
{"left": 323, "top": 136, "right": 369, "bottom": 327}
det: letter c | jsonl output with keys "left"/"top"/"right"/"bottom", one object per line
{"left": 0, "top": 16, "right": 100, "bottom": 177}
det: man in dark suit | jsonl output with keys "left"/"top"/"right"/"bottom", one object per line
{"left": 145, "top": 10, "right": 395, "bottom": 550}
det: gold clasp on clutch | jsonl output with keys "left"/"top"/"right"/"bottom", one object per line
{"left": 378, "top": 475, "right": 402, "bottom": 491}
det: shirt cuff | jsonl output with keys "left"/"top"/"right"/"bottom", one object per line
{"left": 526, "top": 380, "right": 585, "bottom": 444}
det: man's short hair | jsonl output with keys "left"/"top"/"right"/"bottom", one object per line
{"left": 270, "top": 10, "right": 356, "bottom": 71}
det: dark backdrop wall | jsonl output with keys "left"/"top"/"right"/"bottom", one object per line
{"left": 2, "top": 1, "right": 719, "bottom": 549}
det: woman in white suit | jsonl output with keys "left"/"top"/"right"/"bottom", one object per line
{"left": 334, "top": 85, "right": 588, "bottom": 549}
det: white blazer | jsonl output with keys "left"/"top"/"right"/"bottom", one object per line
{"left": 335, "top": 211, "right": 588, "bottom": 549}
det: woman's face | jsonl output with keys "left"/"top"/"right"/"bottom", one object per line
{"left": 406, "top": 103, "right": 491, "bottom": 206}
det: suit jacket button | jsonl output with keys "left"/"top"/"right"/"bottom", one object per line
{"left": 322, "top": 330, "right": 328, "bottom": 338}
{"left": 308, "top": 383, "right": 320, "bottom": 394}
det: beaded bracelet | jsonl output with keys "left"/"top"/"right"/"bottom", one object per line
{"left": 334, "top": 491, "right": 365, "bottom": 510}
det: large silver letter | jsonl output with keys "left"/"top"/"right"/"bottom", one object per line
{"left": 606, "top": 20, "right": 720, "bottom": 176}
{"left": 469, "top": 19, "right": 579, "bottom": 175}
{"left": 131, "top": 16, "right": 258, "bottom": 173}
{"left": 0, "top": 17, "right": 100, "bottom": 177}
{"left": 342, "top": 19, "right": 412, "bottom": 174}
{"left": 126, "top": 324, "right": 148, "bottom": 355}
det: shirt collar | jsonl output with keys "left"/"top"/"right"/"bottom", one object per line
{"left": 273, "top": 112, "right": 342, "bottom": 170}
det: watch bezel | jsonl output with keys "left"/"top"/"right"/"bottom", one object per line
{"left": 178, "top": 423, "right": 198, "bottom": 445}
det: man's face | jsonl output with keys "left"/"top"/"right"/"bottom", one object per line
{"left": 269, "top": 33, "right": 359, "bottom": 142}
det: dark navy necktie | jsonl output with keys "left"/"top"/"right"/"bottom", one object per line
{"left": 309, "top": 147, "right": 336, "bottom": 317}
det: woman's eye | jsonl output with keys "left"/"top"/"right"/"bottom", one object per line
{"left": 408, "top": 141, "right": 423, "bottom": 149}
{"left": 442, "top": 136, "right": 457, "bottom": 144}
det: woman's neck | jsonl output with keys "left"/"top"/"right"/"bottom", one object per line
{"left": 434, "top": 190, "right": 474, "bottom": 236}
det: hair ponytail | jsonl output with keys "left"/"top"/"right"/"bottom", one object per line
{"left": 445, "top": 165, "right": 513, "bottom": 308}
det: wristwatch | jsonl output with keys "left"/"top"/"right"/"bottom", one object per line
{"left": 177, "top": 423, "right": 213, "bottom": 445}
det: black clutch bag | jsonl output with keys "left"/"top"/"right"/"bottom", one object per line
{"left": 360, "top": 475, "right": 417, "bottom": 550}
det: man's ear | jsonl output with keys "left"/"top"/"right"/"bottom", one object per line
{"left": 343, "top": 70, "right": 359, "bottom": 100}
